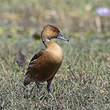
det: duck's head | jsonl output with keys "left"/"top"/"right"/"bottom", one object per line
{"left": 41, "top": 25, "right": 69, "bottom": 45}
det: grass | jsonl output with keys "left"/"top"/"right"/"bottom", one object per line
{"left": 0, "top": 0, "right": 110, "bottom": 109}
{"left": 0, "top": 33, "right": 110, "bottom": 110}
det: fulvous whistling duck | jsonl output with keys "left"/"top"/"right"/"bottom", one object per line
{"left": 16, "top": 49, "right": 28, "bottom": 67}
{"left": 24, "top": 25, "right": 69, "bottom": 93}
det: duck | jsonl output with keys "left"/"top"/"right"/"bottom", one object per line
{"left": 24, "top": 25, "right": 69, "bottom": 93}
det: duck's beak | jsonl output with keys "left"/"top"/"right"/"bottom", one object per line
{"left": 57, "top": 34, "right": 69, "bottom": 42}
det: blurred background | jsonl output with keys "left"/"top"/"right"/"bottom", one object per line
{"left": 0, "top": 0, "right": 110, "bottom": 37}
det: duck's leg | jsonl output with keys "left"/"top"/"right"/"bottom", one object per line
{"left": 47, "top": 83, "right": 51, "bottom": 93}
{"left": 47, "top": 77, "right": 53, "bottom": 93}
{"left": 35, "top": 82, "right": 40, "bottom": 94}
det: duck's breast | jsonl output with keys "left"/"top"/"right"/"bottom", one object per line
{"left": 33, "top": 49, "right": 63, "bottom": 82}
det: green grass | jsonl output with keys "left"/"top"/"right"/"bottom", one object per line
{"left": 0, "top": 33, "right": 110, "bottom": 110}
{"left": 0, "top": 0, "right": 110, "bottom": 109}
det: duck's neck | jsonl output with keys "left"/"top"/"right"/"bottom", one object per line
{"left": 45, "top": 41, "right": 60, "bottom": 50}
{"left": 44, "top": 41, "right": 63, "bottom": 58}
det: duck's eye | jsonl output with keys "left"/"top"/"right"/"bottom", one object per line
{"left": 53, "top": 29, "right": 56, "bottom": 32}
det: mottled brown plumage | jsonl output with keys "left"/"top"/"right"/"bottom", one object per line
{"left": 24, "top": 25, "right": 69, "bottom": 93}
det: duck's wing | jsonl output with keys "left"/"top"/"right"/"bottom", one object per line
{"left": 24, "top": 50, "right": 45, "bottom": 86}
{"left": 25, "top": 50, "right": 44, "bottom": 75}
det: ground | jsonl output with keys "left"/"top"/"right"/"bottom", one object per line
{"left": 0, "top": 0, "right": 110, "bottom": 110}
